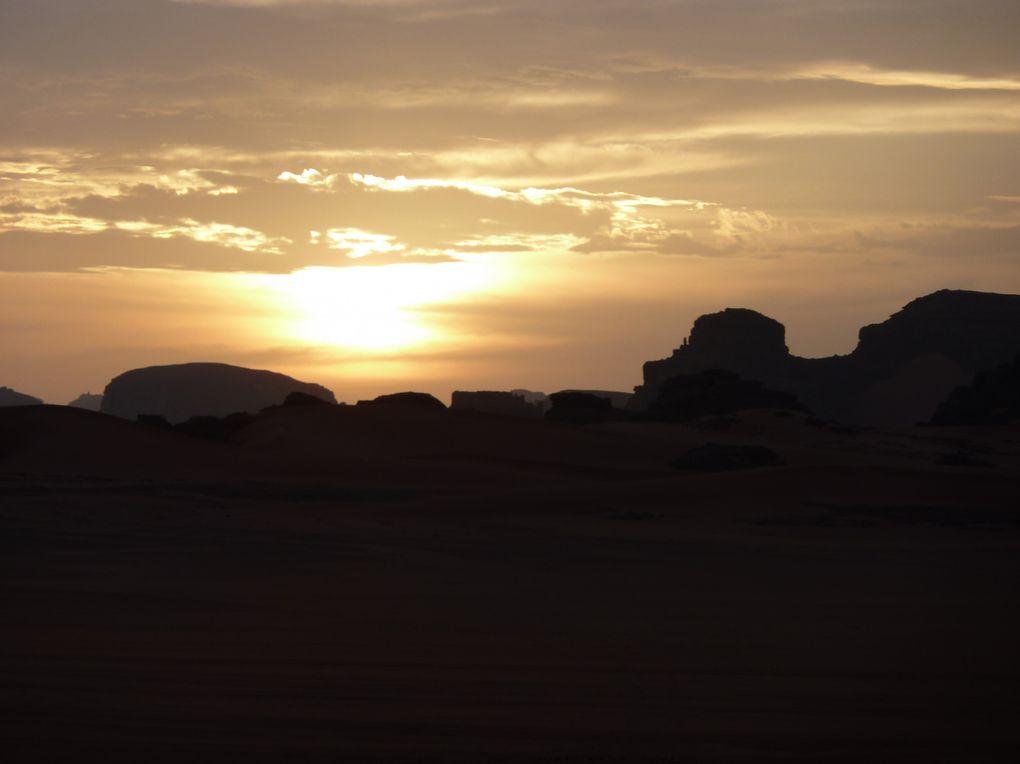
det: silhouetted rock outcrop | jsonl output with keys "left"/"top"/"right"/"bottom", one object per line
{"left": 174, "top": 412, "right": 257, "bottom": 441}
{"left": 281, "top": 391, "right": 336, "bottom": 408}
{"left": 546, "top": 391, "right": 616, "bottom": 424}
{"left": 646, "top": 369, "right": 806, "bottom": 422}
{"left": 631, "top": 290, "right": 1020, "bottom": 425}
{"left": 451, "top": 391, "right": 543, "bottom": 418}
{"left": 930, "top": 355, "right": 1020, "bottom": 425}
{"left": 101, "top": 363, "right": 336, "bottom": 423}
{"left": 672, "top": 442, "right": 781, "bottom": 472}
{"left": 0, "top": 386, "right": 42, "bottom": 407}
{"left": 358, "top": 392, "right": 446, "bottom": 410}
{"left": 136, "top": 410, "right": 256, "bottom": 440}
{"left": 560, "top": 390, "right": 633, "bottom": 409}
{"left": 68, "top": 393, "right": 102, "bottom": 411}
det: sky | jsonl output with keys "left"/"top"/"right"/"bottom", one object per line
{"left": 2, "top": 0, "right": 1019, "bottom": 404}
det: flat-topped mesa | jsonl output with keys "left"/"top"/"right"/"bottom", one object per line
{"left": 853, "top": 289, "right": 1020, "bottom": 372}
{"left": 686, "top": 308, "right": 788, "bottom": 360}
{"left": 632, "top": 308, "right": 792, "bottom": 411}
{"left": 101, "top": 362, "right": 336, "bottom": 423}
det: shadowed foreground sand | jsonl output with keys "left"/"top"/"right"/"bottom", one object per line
{"left": 2, "top": 404, "right": 1019, "bottom": 761}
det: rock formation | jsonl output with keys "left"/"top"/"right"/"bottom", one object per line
{"left": 173, "top": 412, "right": 258, "bottom": 441}
{"left": 560, "top": 390, "right": 633, "bottom": 409}
{"left": 631, "top": 290, "right": 1020, "bottom": 425}
{"left": 68, "top": 393, "right": 103, "bottom": 411}
{"left": 545, "top": 391, "right": 617, "bottom": 424}
{"left": 0, "top": 386, "right": 43, "bottom": 407}
{"left": 101, "top": 362, "right": 336, "bottom": 423}
{"left": 280, "top": 391, "right": 336, "bottom": 408}
{"left": 930, "top": 355, "right": 1020, "bottom": 426}
{"left": 451, "top": 391, "right": 543, "bottom": 418}
{"left": 645, "top": 369, "right": 805, "bottom": 422}
{"left": 358, "top": 392, "right": 446, "bottom": 410}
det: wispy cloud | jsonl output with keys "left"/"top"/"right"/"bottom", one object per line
{"left": 320, "top": 227, "right": 403, "bottom": 259}
{"left": 795, "top": 63, "right": 1020, "bottom": 92}
{"left": 115, "top": 219, "right": 289, "bottom": 253}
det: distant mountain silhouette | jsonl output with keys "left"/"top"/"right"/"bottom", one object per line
{"left": 68, "top": 392, "right": 103, "bottom": 411}
{"left": 0, "top": 386, "right": 42, "bottom": 407}
{"left": 645, "top": 369, "right": 806, "bottom": 422}
{"left": 451, "top": 391, "right": 544, "bottom": 418}
{"left": 631, "top": 290, "right": 1020, "bottom": 425}
{"left": 101, "top": 362, "right": 336, "bottom": 423}
{"left": 511, "top": 389, "right": 552, "bottom": 410}
{"left": 930, "top": 355, "right": 1020, "bottom": 425}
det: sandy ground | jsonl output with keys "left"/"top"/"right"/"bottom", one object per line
{"left": 2, "top": 405, "right": 1019, "bottom": 762}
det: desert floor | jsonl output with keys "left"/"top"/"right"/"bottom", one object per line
{"left": 2, "top": 404, "right": 1019, "bottom": 762}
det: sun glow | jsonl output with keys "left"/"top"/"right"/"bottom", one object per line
{"left": 252, "top": 260, "right": 498, "bottom": 352}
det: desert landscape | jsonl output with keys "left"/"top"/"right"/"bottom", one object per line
{"left": 4, "top": 1, "right": 1020, "bottom": 759}
{"left": 3, "top": 290, "right": 1019, "bottom": 762}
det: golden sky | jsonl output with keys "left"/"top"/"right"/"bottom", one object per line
{"left": 2, "top": 0, "right": 1020, "bottom": 403}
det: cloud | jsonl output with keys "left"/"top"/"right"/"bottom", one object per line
{"left": 346, "top": 171, "right": 722, "bottom": 252}
{"left": 857, "top": 222, "right": 1020, "bottom": 260}
{"left": 794, "top": 63, "right": 1020, "bottom": 92}
{"left": 446, "top": 233, "right": 586, "bottom": 253}
{"left": 3, "top": 0, "right": 1020, "bottom": 277}
{"left": 0, "top": 229, "right": 285, "bottom": 273}
{"left": 321, "top": 227, "right": 403, "bottom": 259}
{"left": 277, "top": 168, "right": 338, "bottom": 187}
{"left": 344, "top": 171, "right": 779, "bottom": 256}
{"left": 114, "top": 219, "right": 289, "bottom": 254}
{"left": 348, "top": 172, "right": 707, "bottom": 210}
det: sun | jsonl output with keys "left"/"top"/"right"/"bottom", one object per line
{"left": 252, "top": 260, "right": 497, "bottom": 353}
